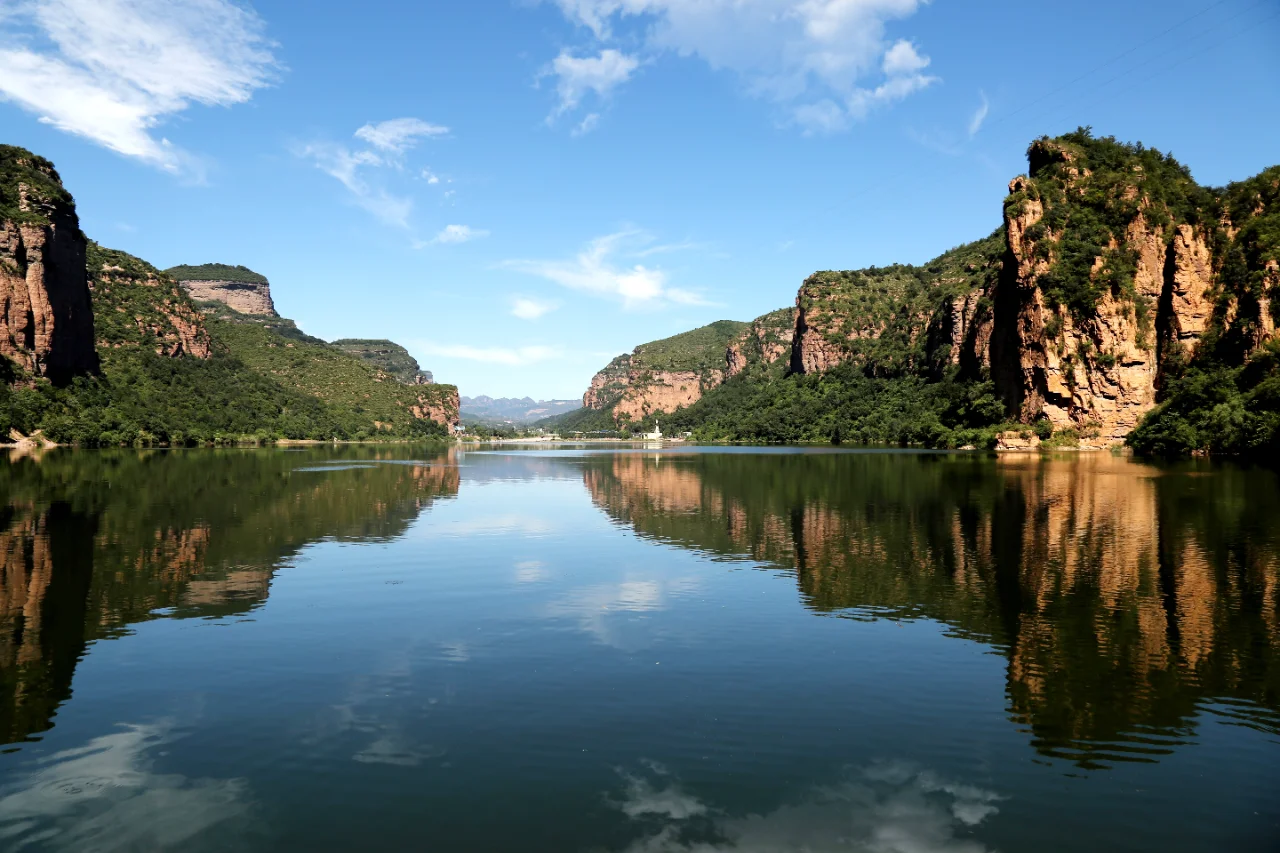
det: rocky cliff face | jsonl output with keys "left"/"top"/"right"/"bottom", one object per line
{"left": 178, "top": 279, "right": 277, "bottom": 316}
{"left": 728, "top": 308, "right": 796, "bottom": 378}
{"left": 781, "top": 132, "right": 1277, "bottom": 446}
{"left": 411, "top": 386, "right": 460, "bottom": 430}
{"left": 581, "top": 321, "right": 747, "bottom": 422}
{"left": 986, "top": 134, "right": 1275, "bottom": 444}
{"left": 0, "top": 147, "right": 98, "bottom": 382}
{"left": 89, "top": 244, "right": 212, "bottom": 359}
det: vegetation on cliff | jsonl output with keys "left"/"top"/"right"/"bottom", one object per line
{"left": 164, "top": 262, "right": 268, "bottom": 284}
{"left": 331, "top": 339, "right": 433, "bottom": 385}
{"left": 573, "top": 129, "right": 1276, "bottom": 457}
{"left": 631, "top": 320, "right": 748, "bottom": 372}
{"left": 0, "top": 145, "right": 76, "bottom": 228}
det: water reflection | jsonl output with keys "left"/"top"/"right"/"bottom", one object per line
{"left": 608, "top": 760, "right": 1001, "bottom": 853}
{"left": 580, "top": 451, "right": 1280, "bottom": 768}
{"left": 0, "top": 447, "right": 460, "bottom": 746}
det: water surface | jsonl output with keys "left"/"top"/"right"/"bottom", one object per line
{"left": 0, "top": 446, "right": 1277, "bottom": 851}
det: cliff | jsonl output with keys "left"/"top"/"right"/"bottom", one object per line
{"left": 0, "top": 145, "right": 460, "bottom": 445}
{"left": 582, "top": 320, "right": 747, "bottom": 423}
{"left": 331, "top": 339, "right": 433, "bottom": 384}
{"left": 0, "top": 145, "right": 98, "bottom": 383}
{"left": 166, "top": 263, "right": 277, "bottom": 316}
{"left": 90, "top": 244, "right": 213, "bottom": 359}
{"left": 593, "top": 129, "right": 1277, "bottom": 451}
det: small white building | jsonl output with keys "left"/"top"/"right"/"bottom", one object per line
{"left": 642, "top": 421, "right": 663, "bottom": 441}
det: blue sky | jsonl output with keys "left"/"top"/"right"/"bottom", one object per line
{"left": 2, "top": 0, "right": 1277, "bottom": 400}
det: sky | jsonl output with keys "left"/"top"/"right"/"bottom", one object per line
{"left": 1, "top": 0, "right": 1277, "bottom": 400}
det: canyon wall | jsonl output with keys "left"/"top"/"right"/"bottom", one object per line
{"left": 178, "top": 278, "right": 277, "bottom": 316}
{"left": 0, "top": 147, "right": 99, "bottom": 382}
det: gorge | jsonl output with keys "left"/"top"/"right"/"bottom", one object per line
{"left": 568, "top": 130, "right": 1279, "bottom": 455}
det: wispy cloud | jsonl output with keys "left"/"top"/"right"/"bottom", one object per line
{"left": 415, "top": 343, "right": 562, "bottom": 367}
{"left": 355, "top": 117, "right": 448, "bottom": 153}
{"left": 511, "top": 297, "right": 557, "bottom": 320}
{"left": 297, "top": 116, "right": 447, "bottom": 228}
{"left": 0, "top": 0, "right": 279, "bottom": 173}
{"left": 968, "top": 89, "right": 990, "bottom": 136}
{"left": 429, "top": 224, "right": 488, "bottom": 245}
{"left": 545, "top": 48, "right": 640, "bottom": 129}
{"left": 296, "top": 141, "right": 412, "bottom": 227}
{"left": 503, "top": 230, "right": 708, "bottom": 310}
{"left": 546, "top": 0, "right": 935, "bottom": 132}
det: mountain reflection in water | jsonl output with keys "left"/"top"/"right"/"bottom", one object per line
{"left": 580, "top": 450, "right": 1280, "bottom": 768}
{"left": 0, "top": 446, "right": 1276, "bottom": 852}
{"left": 0, "top": 448, "right": 460, "bottom": 745}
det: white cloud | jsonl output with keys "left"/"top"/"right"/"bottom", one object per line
{"left": 503, "top": 231, "right": 708, "bottom": 309}
{"left": 511, "top": 297, "right": 557, "bottom": 320}
{"left": 297, "top": 116, "right": 447, "bottom": 228}
{"left": 355, "top": 117, "right": 448, "bottom": 153}
{"left": 421, "top": 168, "right": 441, "bottom": 184}
{"left": 296, "top": 141, "right": 412, "bottom": 227}
{"left": 547, "top": 48, "right": 640, "bottom": 120}
{"left": 968, "top": 89, "right": 989, "bottom": 136}
{"left": 573, "top": 112, "right": 602, "bottom": 136}
{"left": 430, "top": 224, "right": 489, "bottom": 245}
{"left": 0, "top": 0, "right": 278, "bottom": 173}
{"left": 546, "top": 0, "right": 936, "bottom": 130}
{"left": 417, "top": 343, "right": 562, "bottom": 367}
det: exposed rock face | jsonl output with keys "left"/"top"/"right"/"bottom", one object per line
{"left": 727, "top": 308, "right": 796, "bottom": 377}
{"left": 88, "top": 245, "right": 212, "bottom": 359}
{"left": 178, "top": 279, "right": 277, "bottom": 316}
{"left": 0, "top": 149, "right": 99, "bottom": 382}
{"left": 582, "top": 321, "right": 747, "bottom": 422}
{"left": 411, "top": 387, "right": 460, "bottom": 430}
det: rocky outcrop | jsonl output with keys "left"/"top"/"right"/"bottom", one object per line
{"left": 88, "top": 245, "right": 212, "bottom": 359}
{"left": 411, "top": 387, "right": 461, "bottom": 430}
{"left": 0, "top": 147, "right": 98, "bottom": 382}
{"left": 582, "top": 321, "right": 747, "bottom": 422}
{"left": 178, "top": 278, "right": 277, "bottom": 316}
{"left": 727, "top": 308, "right": 796, "bottom": 377}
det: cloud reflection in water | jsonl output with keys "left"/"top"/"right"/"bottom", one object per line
{"left": 610, "top": 760, "right": 1002, "bottom": 852}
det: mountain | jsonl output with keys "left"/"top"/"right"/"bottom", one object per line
{"left": 331, "top": 339, "right": 433, "bottom": 385}
{"left": 0, "top": 144, "right": 459, "bottom": 446}
{"left": 581, "top": 320, "right": 748, "bottom": 423}
{"left": 575, "top": 129, "right": 1279, "bottom": 456}
{"left": 165, "top": 262, "right": 277, "bottom": 316}
{"left": 461, "top": 395, "right": 580, "bottom": 424}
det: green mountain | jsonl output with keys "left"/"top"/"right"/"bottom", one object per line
{"left": 571, "top": 130, "right": 1279, "bottom": 457}
{"left": 0, "top": 145, "right": 459, "bottom": 446}
{"left": 331, "top": 339, "right": 433, "bottom": 385}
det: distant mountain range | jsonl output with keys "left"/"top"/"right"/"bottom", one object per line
{"left": 460, "top": 396, "right": 581, "bottom": 424}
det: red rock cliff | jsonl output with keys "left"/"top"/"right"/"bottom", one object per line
{"left": 0, "top": 148, "right": 98, "bottom": 382}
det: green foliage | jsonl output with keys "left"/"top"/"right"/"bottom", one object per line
{"left": 0, "top": 145, "right": 77, "bottom": 228}
{"left": 0, "top": 242, "right": 454, "bottom": 446}
{"left": 653, "top": 365, "right": 1010, "bottom": 449}
{"left": 798, "top": 229, "right": 1004, "bottom": 378}
{"left": 1021, "top": 127, "right": 1216, "bottom": 320}
{"left": 163, "top": 263, "right": 268, "bottom": 283}
{"left": 1128, "top": 339, "right": 1280, "bottom": 458}
{"left": 330, "top": 339, "right": 432, "bottom": 385}
{"left": 632, "top": 320, "right": 748, "bottom": 373}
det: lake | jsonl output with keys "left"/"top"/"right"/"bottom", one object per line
{"left": 0, "top": 446, "right": 1277, "bottom": 851}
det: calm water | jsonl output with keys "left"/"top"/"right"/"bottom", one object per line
{"left": 0, "top": 446, "right": 1277, "bottom": 852}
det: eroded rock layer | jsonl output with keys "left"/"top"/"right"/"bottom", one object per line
{"left": 0, "top": 147, "right": 98, "bottom": 382}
